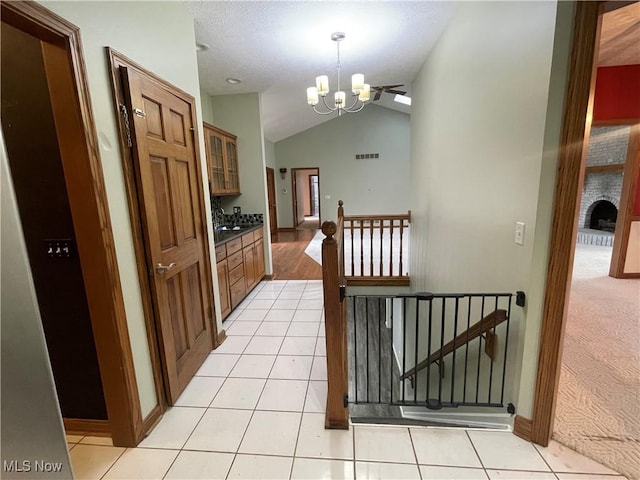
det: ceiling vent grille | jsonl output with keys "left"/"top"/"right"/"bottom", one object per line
{"left": 355, "top": 153, "right": 380, "bottom": 160}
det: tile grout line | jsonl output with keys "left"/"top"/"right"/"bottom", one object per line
{"left": 465, "top": 429, "right": 490, "bottom": 479}
{"left": 221, "top": 319, "right": 263, "bottom": 480}
{"left": 289, "top": 377, "right": 313, "bottom": 479}
{"left": 224, "top": 306, "right": 298, "bottom": 477}
{"left": 532, "top": 441, "right": 561, "bottom": 475}
{"left": 407, "top": 428, "right": 424, "bottom": 480}
{"left": 98, "top": 445, "right": 128, "bottom": 480}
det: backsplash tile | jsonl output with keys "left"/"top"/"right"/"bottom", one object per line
{"left": 210, "top": 195, "right": 263, "bottom": 226}
{"left": 223, "top": 213, "right": 264, "bottom": 226}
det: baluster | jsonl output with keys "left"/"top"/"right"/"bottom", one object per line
{"left": 379, "top": 219, "right": 384, "bottom": 276}
{"left": 369, "top": 219, "right": 374, "bottom": 276}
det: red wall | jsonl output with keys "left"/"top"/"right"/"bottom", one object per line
{"left": 593, "top": 65, "right": 640, "bottom": 122}
{"left": 593, "top": 65, "right": 640, "bottom": 215}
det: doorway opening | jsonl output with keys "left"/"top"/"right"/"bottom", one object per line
{"left": 292, "top": 167, "right": 320, "bottom": 229}
{"left": 1, "top": 1, "right": 143, "bottom": 446}
{"left": 532, "top": 2, "right": 640, "bottom": 478}
{"left": 1, "top": 19, "right": 107, "bottom": 427}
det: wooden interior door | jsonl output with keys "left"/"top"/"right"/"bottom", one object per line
{"left": 266, "top": 167, "right": 278, "bottom": 235}
{"left": 121, "top": 67, "right": 213, "bottom": 404}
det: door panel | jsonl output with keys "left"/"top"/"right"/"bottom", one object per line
{"left": 121, "top": 66, "right": 213, "bottom": 403}
{"left": 174, "top": 159, "right": 196, "bottom": 241}
{"left": 150, "top": 156, "right": 177, "bottom": 250}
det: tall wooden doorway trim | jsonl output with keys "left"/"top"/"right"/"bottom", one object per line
{"left": 609, "top": 122, "right": 640, "bottom": 278}
{"left": 107, "top": 48, "right": 220, "bottom": 406}
{"left": 291, "top": 167, "right": 321, "bottom": 226}
{"left": 530, "top": 1, "right": 603, "bottom": 446}
{"left": 0, "top": 1, "right": 141, "bottom": 446}
{"left": 266, "top": 167, "right": 278, "bottom": 236}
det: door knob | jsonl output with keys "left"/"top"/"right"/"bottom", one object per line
{"left": 156, "top": 262, "right": 176, "bottom": 273}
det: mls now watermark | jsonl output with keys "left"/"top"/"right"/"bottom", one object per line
{"left": 3, "top": 460, "right": 64, "bottom": 473}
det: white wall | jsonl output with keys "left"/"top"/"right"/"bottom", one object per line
{"left": 1, "top": 136, "right": 72, "bottom": 478}
{"left": 40, "top": 0, "right": 211, "bottom": 418}
{"left": 409, "top": 1, "right": 571, "bottom": 414}
{"left": 275, "top": 104, "right": 410, "bottom": 227}
{"left": 201, "top": 93, "right": 214, "bottom": 125}
{"left": 210, "top": 93, "right": 274, "bottom": 275}
{"left": 264, "top": 138, "right": 276, "bottom": 169}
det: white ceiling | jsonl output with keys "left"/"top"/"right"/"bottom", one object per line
{"left": 185, "top": 1, "right": 455, "bottom": 142}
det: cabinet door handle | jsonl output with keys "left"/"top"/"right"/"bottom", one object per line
{"left": 156, "top": 262, "right": 176, "bottom": 274}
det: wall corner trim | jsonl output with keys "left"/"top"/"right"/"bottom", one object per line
{"left": 513, "top": 415, "right": 534, "bottom": 442}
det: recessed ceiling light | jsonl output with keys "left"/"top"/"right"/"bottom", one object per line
{"left": 394, "top": 94, "right": 412, "bottom": 106}
{"left": 226, "top": 77, "right": 242, "bottom": 85}
{"left": 196, "top": 43, "right": 210, "bottom": 52}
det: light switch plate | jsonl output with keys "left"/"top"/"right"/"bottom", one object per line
{"left": 515, "top": 222, "right": 525, "bottom": 246}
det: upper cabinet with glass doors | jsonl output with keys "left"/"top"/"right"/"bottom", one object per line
{"left": 203, "top": 122, "right": 240, "bottom": 195}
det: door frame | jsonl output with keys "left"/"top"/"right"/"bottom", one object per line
{"left": 291, "top": 167, "right": 321, "bottom": 227}
{"left": 525, "top": 1, "right": 638, "bottom": 446}
{"left": 266, "top": 167, "right": 278, "bottom": 235}
{"left": 609, "top": 121, "right": 640, "bottom": 278}
{"left": 1, "top": 1, "right": 142, "bottom": 446}
{"left": 107, "top": 48, "right": 221, "bottom": 410}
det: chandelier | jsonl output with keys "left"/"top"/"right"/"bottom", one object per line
{"left": 306, "top": 32, "right": 370, "bottom": 116}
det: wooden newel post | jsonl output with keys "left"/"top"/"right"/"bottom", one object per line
{"left": 321, "top": 220, "right": 349, "bottom": 429}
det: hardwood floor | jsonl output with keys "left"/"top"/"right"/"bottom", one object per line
{"left": 271, "top": 228, "right": 322, "bottom": 280}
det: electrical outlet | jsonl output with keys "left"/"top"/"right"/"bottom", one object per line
{"left": 515, "top": 222, "right": 525, "bottom": 246}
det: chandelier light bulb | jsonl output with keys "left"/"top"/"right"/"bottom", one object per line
{"left": 352, "top": 74, "right": 364, "bottom": 94}
{"left": 359, "top": 84, "right": 371, "bottom": 102}
{"left": 316, "top": 75, "right": 329, "bottom": 96}
{"left": 307, "top": 87, "right": 319, "bottom": 106}
{"left": 334, "top": 91, "right": 346, "bottom": 108}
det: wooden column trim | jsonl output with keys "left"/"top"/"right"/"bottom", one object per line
{"left": 513, "top": 415, "right": 533, "bottom": 442}
{"left": 610, "top": 123, "right": 640, "bottom": 278}
{"left": 64, "top": 419, "right": 111, "bottom": 436}
{"left": 321, "top": 221, "right": 349, "bottom": 429}
{"left": 1, "top": 1, "right": 142, "bottom": 446}
{"left": 530, "top": 2, "right": 602, "bottom": 447}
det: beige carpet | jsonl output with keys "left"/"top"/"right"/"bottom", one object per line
{"left": 554, "top": 243, "right": 640, "bottom": 480}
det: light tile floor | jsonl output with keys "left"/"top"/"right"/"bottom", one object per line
{"left": 68, "top": 280, "right": 627, "bottom": 480}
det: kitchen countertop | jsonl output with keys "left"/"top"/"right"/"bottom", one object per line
{"left": 213, "top": 223, "right": 264, "bottom": 245}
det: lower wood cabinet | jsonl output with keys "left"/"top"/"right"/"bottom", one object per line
{"left": 216, "top": 260, "right": 231, "bottom": 320}
{"left": 216, "top": 227, "right": 265, "bottom": 320}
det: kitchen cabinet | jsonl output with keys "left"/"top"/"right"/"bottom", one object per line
{"left": 215, "top": 226, "right": 265, "bottom": 320}
{"left": 203, "top": 122, "right": 240, "bottom": 195}
{"left": 216, "top": 258, "right": 231, "bottom": 320}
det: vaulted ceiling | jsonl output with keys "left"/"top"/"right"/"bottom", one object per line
{"left": 186, "top": 1, "right": 640, "bottom": 142}
{"left": 185, "top": 1, "right": 454, "bottom": 142}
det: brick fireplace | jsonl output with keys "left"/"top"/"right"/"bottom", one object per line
{"left": 578, "top": 125, "right": 629, "bottom": 235}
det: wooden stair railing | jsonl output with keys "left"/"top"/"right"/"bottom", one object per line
{"left": 400, "top": 309, "right": 508, "bottom": 381}
{"left": 321, "top": 207, "right": 349, "bottom": 429}
{"left": 337, "top": 200, "right": 411, "bottom": 286}
{"left": 321, "top": 200, "right": 412, "bottom": 429}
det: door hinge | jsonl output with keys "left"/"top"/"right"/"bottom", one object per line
{"left": 119, "top": 104, "right": 133, "bottom": 147}
{"left": 343, "top": 393, "right": 349, "bottom": 408}
{"left": 339, "top": 284, "right": 346, "bottom": 302}
{"left": 133, "top": 107, "right": 146, "bottom": 118}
